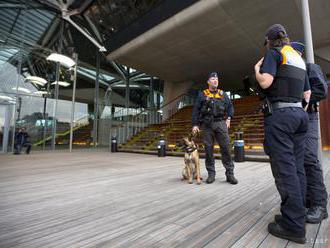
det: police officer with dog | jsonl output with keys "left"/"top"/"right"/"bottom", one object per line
{"left": 192, "top": 72, "right": 238, "bottom": 185}
{"left": 255, "top": 24, "right": 311, "bottom": 244}
{"left": 291, "top": 41, "right": 328, "bottom": 224}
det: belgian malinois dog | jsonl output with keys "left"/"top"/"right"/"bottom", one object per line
{"left": 181, "top": 136, "right": 202, "bottom": 184}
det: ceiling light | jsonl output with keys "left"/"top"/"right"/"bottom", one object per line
{"left": 11, "top": 87, "right": 31, "bottom": 93}
{"left": 47, "top": 53, "right": 76, "bottom": 68}
{"left": 0, "top": 95, "right": 14, "bottom": 101}
{"left": 25, "top": 76, "right": 47, "bottom": 86}
{"left": 34, "top": 91, "right": 48, "bottom": 95}
{"left": 51, "top": 81, "right": 70, "bottom": 87}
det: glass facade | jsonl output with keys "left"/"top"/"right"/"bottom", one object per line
{"left": 85, "top": 0, "right": 163, "bottom": 38}
{"left": 0, "top": 1, "right": 164, "bottom": 153}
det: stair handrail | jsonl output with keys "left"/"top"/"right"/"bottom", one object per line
{"left": 109, "top": 94, "right": 186, "bottom": 130}
{"left": 160, "top": 93, "right": 189, "bottom": 109}
{"left": 110, "top": 92, "right": 193, "bottom": 121}
{"left": 109, "top": 92, "right": 195, "bottom": 145}
{"left": 33, "top": 114, "right": 90, "bottom": 146}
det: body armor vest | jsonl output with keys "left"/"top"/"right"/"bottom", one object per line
{"left": 266, "top": 45, "right": 306, "bottom": 102}
{"left": 200, "top": 89, "right": 226, "bottom": 122}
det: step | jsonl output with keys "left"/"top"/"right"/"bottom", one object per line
{"left": 116, "top": 149, "right": 269, "bottom": 162}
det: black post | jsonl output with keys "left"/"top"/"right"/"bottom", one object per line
{"left": 234, "top": 131, "right": 245, "bottom": 162}
{"left": 111, "top": 136, "right": 117, "bottom": 152}
{"left": 157, "top": 136, "right": 166, "bottom": 157}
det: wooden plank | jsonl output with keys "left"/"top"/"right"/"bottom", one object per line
{"left": 282, "top": 154, "right": 330, "bottom": 248}
{"left": 313, "top": 216, "right": 330, "bottom": 248}
{"left": 203, "top": 195, "right": 280, "bottom": 248}
{"left": 166, "top": 187, "right": 277, "bottom": 248}
{"left": 0, "top": 151, "right": 328, "bottom": 248}
{"left": 230, "top": 204, "right": 280, "bottom": 248}
{"left": 311, "top": 154, "right": 330, "bottom": 248}
{"left": 257, "top": 234, "right": 289, "bottom": 248}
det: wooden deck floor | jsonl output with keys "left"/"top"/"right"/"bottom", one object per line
{"left": 0, "top": 151, "right": 329, "bottom": 248}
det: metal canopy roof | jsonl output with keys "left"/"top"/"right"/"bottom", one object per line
{"left": 0, "top": 0, "right": 164, "bottom": 108}
{"left": 0, "top": 1, "right": 55, "bottom": 47}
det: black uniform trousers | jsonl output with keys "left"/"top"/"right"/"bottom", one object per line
{"left": 203, "top": 120, "right": 234, "bottom": 177}
{"left": 264, "top": 107, "right": 308, "bottom": 235}
{"left": 305, "top": 111, "right": 328, "bottom": 209}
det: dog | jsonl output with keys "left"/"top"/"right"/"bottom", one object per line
{"left": 180, "top": 136, "right": 202, "bottom": 184}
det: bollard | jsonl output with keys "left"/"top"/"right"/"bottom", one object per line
{"left": 234, "top": 131, "right": 245, "bottom": 162}
{"left": 157, "top": 137, "right": 166, "bottom": 157}
{"left": 111, "top": 136, "right": 117, "bottom": 152}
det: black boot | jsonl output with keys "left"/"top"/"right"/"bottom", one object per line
{"left": 306, "top": 206, "right": 328, "bottom": 224}
{"left": 206, "top": 175, "right": 215, "bottom": 184}
{"left": 268, "top": 222, "right": 306, "bottom": 244}
{"left": 274, "top": 214, "right": 282, "bottom": 223}
{"left": 226, "top": 174, "right": 238, "bottom": 184}
{"left": 275, "top": 214, "right": 307, "bottom": 228}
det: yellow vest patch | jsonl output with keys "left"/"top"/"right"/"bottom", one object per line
{"left": 280, "top": 45, "right": 306, "bottom": 70}
{"left": 203, "top": 89, "right": 224, "bottom": 99}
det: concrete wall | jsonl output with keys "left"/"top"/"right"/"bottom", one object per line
{"left": 162, "top": 80, "right": 194, "bottom": 120}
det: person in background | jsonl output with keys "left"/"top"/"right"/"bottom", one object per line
{"left": 291, "top": 41, "right": 328, "bottom": 224}
{"left": 14, "top": 128, "right": 32, "bottom": 155}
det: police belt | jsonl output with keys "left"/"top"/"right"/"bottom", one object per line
{"left": 271, "top": 102, "right": 302, "bottom": 109}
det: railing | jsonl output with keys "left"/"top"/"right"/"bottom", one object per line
{"left": 109, "top": 107, "right": 162, "bottom": 145}
{"left": 161, "top": 93, "right": 194, "bottom": 122}
{"left": 109, "top": 93, "right": 195, "bottom": 145}
{"left": 32, "top": 115, "right": 90, "bottom": 146}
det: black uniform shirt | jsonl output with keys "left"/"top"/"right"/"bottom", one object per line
{"left": 192, "top": 89, "right": 233, "bottom": 126}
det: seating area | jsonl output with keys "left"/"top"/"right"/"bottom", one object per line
{"left": 119, "top": 96, "right": 265, "bottom": 155}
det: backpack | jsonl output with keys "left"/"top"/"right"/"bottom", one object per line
{"left": 306, "top": 63, "right": 328, "bottom": 102}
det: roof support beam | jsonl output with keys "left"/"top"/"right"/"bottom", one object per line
{"left": 62, "top": 14, "right": 106, "bottom": 52}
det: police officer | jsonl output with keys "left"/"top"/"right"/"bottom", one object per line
{"left": 291, "top": 41, "right": 328, "bottom": 224}
{"left": 192, "top": 72, "right": 238, "bottom": 185}
{"left": 255, "top": 24, "right": 311, "bottom": 244}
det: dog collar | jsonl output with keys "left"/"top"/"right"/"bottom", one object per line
{"left": 185, "top": 146, "right": 197, "bottom": 154}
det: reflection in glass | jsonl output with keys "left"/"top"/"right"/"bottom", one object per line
{"left": 85, "top": 0, "right": 162, "bottom": 42}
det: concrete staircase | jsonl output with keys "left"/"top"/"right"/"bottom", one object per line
{"left": 119, "top": 96, "right": 267, "bottom": 161}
